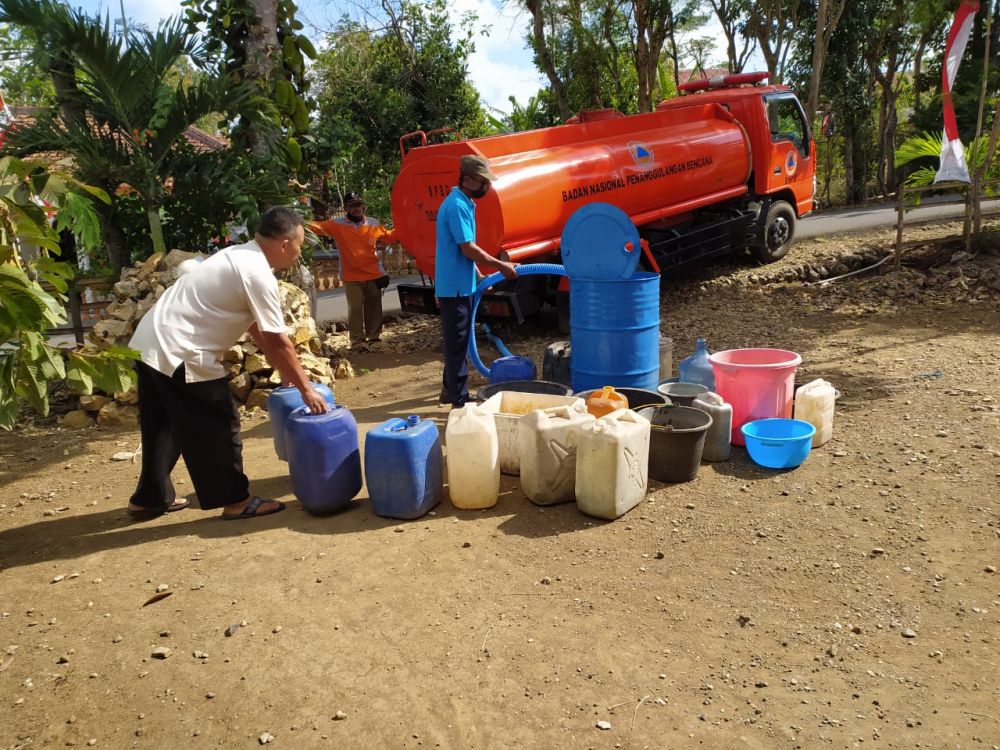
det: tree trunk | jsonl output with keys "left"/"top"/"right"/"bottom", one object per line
{"left": 972, "top": 102, "right": 1000, "bottom": 236}
{"left": 526, "top": 0, "right": 573, "bottom": 121}
{"left": 104, "top": 220, "right": 130, "bottom": 275}
{"left": 602, "top": 5, "right": 624, "bottom": 106}
{"left": 883, "top": 90, "right": 900, "bottom": 194}
{"left": 632, "top": 0, "right": 669, "bottom": 113}
{"left": 843, "top": 129, "right": 855, "bottom": 206}
{"left": 875, "top": 75, "right": 889, "bottom": 197}
{"left": 246, "top": 0, "right": 280, "bottom": 160}
{"left": 807, "top": 0, "right": 847, "bottom": 120}
{"left": 49, "top": 58, "right": 87, "bottom": 129}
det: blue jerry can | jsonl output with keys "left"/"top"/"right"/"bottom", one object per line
{"left": 267, "top": 384, "right": 335, "bottom": 461}
{"left": 364, "top": 415, "right": 442, "bottom": 520}
{"left": 285, "top": 404, "right": 362, "bottom": 515}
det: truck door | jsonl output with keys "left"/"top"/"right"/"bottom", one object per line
{"left": 763, "top": 93, "right": 814, "bottom": 215}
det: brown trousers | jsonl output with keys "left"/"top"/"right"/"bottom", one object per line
{"left": 344, "top": 279, "right": 383, "bottom": 345}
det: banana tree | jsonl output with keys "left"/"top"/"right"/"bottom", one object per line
{"left": 0, "top": 154, "right": 137, "bottom": 429}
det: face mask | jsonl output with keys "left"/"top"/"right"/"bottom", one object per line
{"left": 468, "top": 183, "right": 489, "bottom": 200}
{"left": 346, "top": 210, "right": 363, "bottom": 223}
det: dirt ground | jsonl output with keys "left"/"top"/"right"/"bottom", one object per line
{"left": 2, "top": 221, "right": 1000, "bottom": 750}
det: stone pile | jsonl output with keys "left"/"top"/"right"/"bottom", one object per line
{"left": 61, "top": 249, "right": 337, "bottom": 430}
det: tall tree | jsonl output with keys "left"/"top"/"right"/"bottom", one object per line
{"left": 310, "top": 0, "right": 486, "bottom": 219}
{"left": 707, "top": 0, "right": 756, "bottom": 74}
{"left": 806, "top": 0, "right": 847, "bottom": 119}
{"left": 740, "top": 0, "right": 800, "bottom": 83}
{"left": 818, "top": 0, "right": 880, "bottom": 203}
{"left": 867, "top": 0, "right": 915, "bottom": 194}
{"left": 631, "top": 0, "right": 673, "bottom": 112}
{"left": 183, "top": 0, "right": 320, "bottom": 210}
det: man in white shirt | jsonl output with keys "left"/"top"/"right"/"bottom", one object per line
{"left": 127, "top": 207, "right": 328, "bottom": 521}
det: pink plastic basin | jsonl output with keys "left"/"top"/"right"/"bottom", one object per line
{"left": 708, "top": 349, "right": 802, "bottom": 445}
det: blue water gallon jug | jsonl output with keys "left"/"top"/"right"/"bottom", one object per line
{"left": 678, "top": 338, "right": 716, "bottom": 390}
{"left": 267, "top": 384, "right": 335, "bottom": 461}
{"left": 285, "top": 405, "right": 362, "bottom": 515}
{"left": 489, "top": 355, "right": 537, "bottom": 384}
{"left": 364, "top": 415, "right": 442, "bottom": 519}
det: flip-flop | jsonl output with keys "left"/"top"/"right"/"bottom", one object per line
{"left": 221, "top": 496, "right": 286, "bottom": 521}
{"left": 127, "top": 499, "right": 191, "bottom": 520}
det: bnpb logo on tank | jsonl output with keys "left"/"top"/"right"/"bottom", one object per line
{"left": 628, "top": 142, "right": 656, "bottom": 170}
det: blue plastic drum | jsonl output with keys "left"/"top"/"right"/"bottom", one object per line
{"left": 561, "top": 203, "right": 642, "bottom": 281}
{"left": 570, "top": 271, "right": 661, "bottom": 392}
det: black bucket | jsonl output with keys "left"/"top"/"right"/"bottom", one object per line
{"left": 573, "top": 387, "right": 671, "bottom": 411}
{"left": 636, "top": 405, "right": 713, "bottom": 483}
{"left": 476, "top": 379, "right": 574, "bottom": 403}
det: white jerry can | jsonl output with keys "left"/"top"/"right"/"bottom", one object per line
{"left": 445, "top": 403, "right": 500, "bottom": 509}
{"left": 575, "top": 408, "right": 650, "bottom": 520}
{"left": 793, "top": 378, "right": 836, "bottom": 447}
{"left": 518, "top": 404, "right": 595, "bottom": 506}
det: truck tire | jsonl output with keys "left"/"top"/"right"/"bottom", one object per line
{"left": 754, "top": 200, "right": 795, "bottom": 263}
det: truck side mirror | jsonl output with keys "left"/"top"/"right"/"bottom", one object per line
{"left": 821, "top": 113, "right": 835, "bottom": 138}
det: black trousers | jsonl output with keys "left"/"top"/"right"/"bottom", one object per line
{"left": 438, "top": 295, "right": 473, "bottom": 407}
{"left": 130, "top": 362, "right": 249, "bottom": 510}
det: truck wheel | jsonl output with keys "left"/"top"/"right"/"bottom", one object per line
{"left": 755, "top": 200, "right": 795, "bottom": 263}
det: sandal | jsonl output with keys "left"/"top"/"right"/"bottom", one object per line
{"left": 221, "top": 496, "right": 285, "bottom": 521}
{"left": 128, "top": 499, "right": 190, "bottom": 519}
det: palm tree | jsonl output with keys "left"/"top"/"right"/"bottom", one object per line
{"left": 1, "top": 1, "right": 251, "bottom": 267}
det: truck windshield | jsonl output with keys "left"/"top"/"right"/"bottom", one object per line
{"left": 766, "top": 95, "right": 809, "bottom": 157}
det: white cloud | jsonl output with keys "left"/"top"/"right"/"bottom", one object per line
{"left": 444, "top": 0, "right": 546, "bottom": 114}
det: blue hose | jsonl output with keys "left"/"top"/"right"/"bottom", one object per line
{"left": 467, "top": 263, "right": 568, "bottom": 377}
{"left": 481, "top": 322, "right": 514, "bottom": 358}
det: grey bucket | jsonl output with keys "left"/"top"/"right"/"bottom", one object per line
{"left": 636, "top": 405, "right": 713, "bottom": 483}
{"left": 656, "top": 381, "right": 709, "bottom": 407}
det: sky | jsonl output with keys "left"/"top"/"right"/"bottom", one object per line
{"left": 73, "top": 0, "right": 750, "bottom": 115}
{"left": 75, "top": 0, "right": 547, "bottom": 114}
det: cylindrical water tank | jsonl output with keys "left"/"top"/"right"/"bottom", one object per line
{"left": 391, "top": 103, "right": 751, "bottom": 276}
{"left": 569, "top": 272, "right": 660, "bottom": 392}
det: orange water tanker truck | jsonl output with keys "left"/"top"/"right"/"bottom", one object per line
{"left": 390, "top": 72, "right": 815, "bottom": 320}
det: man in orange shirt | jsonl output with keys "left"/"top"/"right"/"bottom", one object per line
{"left": 312, "top": 192, "right": 397, "bottom": 350}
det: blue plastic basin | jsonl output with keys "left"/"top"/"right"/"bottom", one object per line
{"left": 741, "top": 418, "right": 816, "bottom": 469}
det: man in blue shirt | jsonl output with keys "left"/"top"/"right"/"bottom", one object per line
{"left": 435, "top": 154, "right": 517, "bottom": 407}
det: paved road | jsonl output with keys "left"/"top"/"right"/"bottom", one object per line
{"left": 798, "top": 197, "right": 1000, "bottom": 239}
{"left": 314, "top": 274, "right": 424, "bottom": 325}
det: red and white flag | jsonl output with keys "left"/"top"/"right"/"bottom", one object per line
{"left": 935, "top": 0, "right": 980, "bottom": 183}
